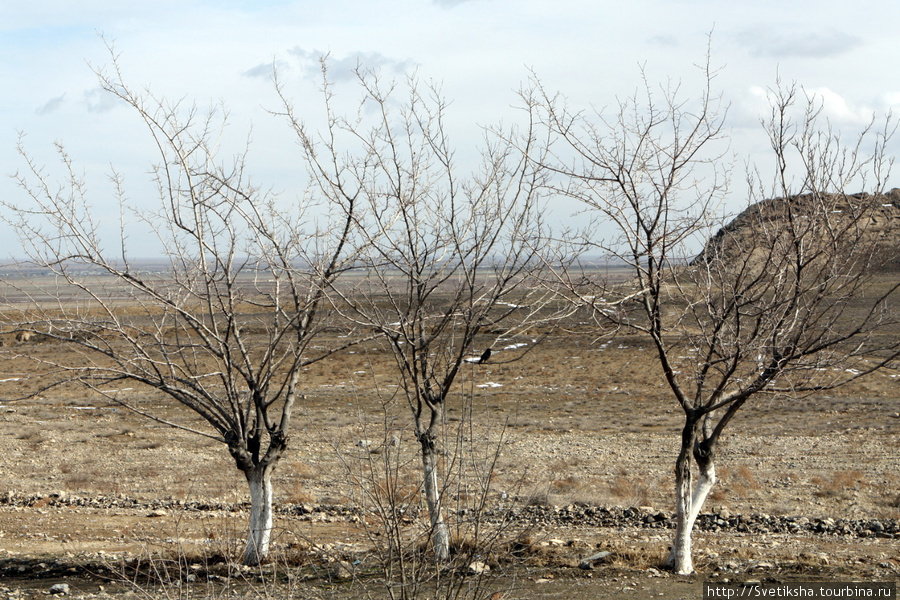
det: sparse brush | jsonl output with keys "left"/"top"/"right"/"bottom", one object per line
{"left": 813, "top": 469, "right": 865, "bottom": 499}
{"left": 523, "top": 485, "right": 552, "bottom": 507}
{"left": 735, "top": 465, "right": 758, "bottom": 487}
{"left": 551, "top": 475, "right": 582, "bottom": 494}
{"left": 608, "top": 472, "right": 653, "bottom": 507}
{"left": 285, "top": 481, "right": 316, "bottom": 505}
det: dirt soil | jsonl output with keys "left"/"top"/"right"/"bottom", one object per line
{"left": 0, "top": 330, "right": 898, "bottom": 598}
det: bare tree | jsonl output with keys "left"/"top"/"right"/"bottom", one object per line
{"left": 285, "top": 64, "right": 555, "bottom": 562}
{"left": 532, "top": 65, "right": 900, "bottom": 573}
{"left": 6, "top": 53, "right": 362, "bottom": 565}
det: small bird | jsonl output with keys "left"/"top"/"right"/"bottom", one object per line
{"left": 478, "top": 348, "right": 492, "bottom": 364}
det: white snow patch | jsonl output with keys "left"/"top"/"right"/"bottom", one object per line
{"left": 498, "top": 302, "right": 526, "bottom": 308}
{"left": 503, "top": 343, "right": 529, "bottom": 351}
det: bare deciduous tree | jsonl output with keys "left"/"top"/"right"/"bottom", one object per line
{"left": 6, "top": 53, "right": 362, "bottom": 565}
{"left": 533, "top": 65, "right": 900, "bottom": 573}
{"left": 288, "top": 64, "right": 555, "bottom": 562}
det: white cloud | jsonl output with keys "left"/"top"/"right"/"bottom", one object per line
{"left": 736, "top": 26, "right": 861, "bottom": 59}
{"left": 648, "top": 34, "right": 680, "bottom": 47}
{"left": 432, "top": 0, "right": 478, "bottom": 6}
{"left": 35, "top": 94, "right": 66, "bottom": 115}
{"left": 806, "top": 87, "right": 875, "bottom": 126}
{"left": 287, "top": 48, "right": 418, "bottom": 82}
{"left": 242, "top": 59, "right": 290, "bottom": 80}
{"left": 880, "top": 91, "right": 900, "bottom": 108}
{"left": 731, "top": 84, "right": 879, "bottom": 133}
{"left": 83, "top": 87, "right": 120, "bottom": 113}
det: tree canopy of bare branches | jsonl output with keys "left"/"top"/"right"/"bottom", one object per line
{"left": 532, "top": 62, "right": 900, "bottom": 574}
{"left": 6, "top": 50, "right": 363, "bottom": 565}
{"left": 286, "top": 65, "right": 556, "bottom": 562}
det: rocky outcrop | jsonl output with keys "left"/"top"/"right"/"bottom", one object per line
{"left": 692, "top": 189, "right": 900, "bottom": 271}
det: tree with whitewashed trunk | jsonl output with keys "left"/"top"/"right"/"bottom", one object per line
{"left": 293, "top": 63, "right": 555, "bottom": 563}
{"left": 532, "top": 63, "right": 900, "bottom": 574}
{"left": 6, "top": 49, "right": 363, "bottom": 566}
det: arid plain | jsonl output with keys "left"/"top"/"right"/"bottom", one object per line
{"left": 0, "top": 288, "right": 898, "bottom": 598}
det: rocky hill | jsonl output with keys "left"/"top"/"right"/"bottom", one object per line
{"left": 693, "top": 188, "right": 900, "bottom": 271}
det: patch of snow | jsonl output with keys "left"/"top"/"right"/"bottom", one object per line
{"left": 503, "top": 342, "right": 529, "bottom": 351}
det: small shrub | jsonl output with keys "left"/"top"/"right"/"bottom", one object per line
{"left": 285, "top": 482, "right": 316, "bottom": 505}
{"left": 289, "top": 461, "right": 319, "bottom": 480}
{"left": 608, "top": 470, "right": 653, "bottom": 506}
{"left": 551, "top": 475, "right": 582, "bottom": 494}
{"left": 523, "top": 485, "right": 551, "bottom": 507}
{"left": 813, "top": 469, "right": 864, "bottom": 499}
{"left": 735, "top": 465, "right": 758, "bottom": 488}
{"left": 708, "top": 488, "right": 728, "bottom": 503}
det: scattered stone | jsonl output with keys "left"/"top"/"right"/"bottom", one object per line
{"left": 146, "top": 509, "right": 167, "bottom": 518}
{"left": 330, "top": 560, "right": 354, "bottom": 580}
{"left": 578, "top": 550, "right": 612, "bottom": 569}
{"left": 468, "top": 561, "right": 490, "bottom": 575}
{"left": 49, "top": 583, "right": 69, "bottom": 595}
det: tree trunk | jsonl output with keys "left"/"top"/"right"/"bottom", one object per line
{"left": 665, "top": 427, "right": 717, "bottom": 574}
{"left": 243, "top": 464, "right": 274, "bottom": 566}
{"left": 420, "top": 438, "right": 450, "bottom": 562}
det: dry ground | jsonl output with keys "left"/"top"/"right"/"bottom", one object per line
{"left": 0, "top": 323, "right": 898, "bottom": 597}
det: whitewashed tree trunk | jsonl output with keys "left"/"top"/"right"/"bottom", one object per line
{"left": 665, "top": 450, "right": 716, "bottom": 574}
{"left": 421, "top": 442, "right": 450, "bottom": 562}
{"left": 244, "top": 465, "right": 274, "bottom": 566}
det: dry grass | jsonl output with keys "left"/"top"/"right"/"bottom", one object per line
{"left": 607, "top": 470, "right": 655, "bottom": 507}
{"left": 284, "top": 482, "right": 317, "bottom": 505}
{"left": 723, "top": 464, "right": 761, "bottom": 500}
{"left": 550, "top": 475, "right": 582, "bottom": 495}
{"left": 812, "top": 469, "right": 865, "bottom": 499}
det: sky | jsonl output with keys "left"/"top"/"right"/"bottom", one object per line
{"left": 3, "top": 0, "right": 900, "bottom": 258}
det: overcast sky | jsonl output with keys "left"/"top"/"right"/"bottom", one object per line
{"left": 3, "top": 0, "right": 900, "bottom": 257}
